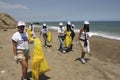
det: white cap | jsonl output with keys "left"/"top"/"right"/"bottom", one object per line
{"left": 43, "top": 23, "right": 46, "bottom": 26}
{"left": 84, "top": 21, "right": 89, "bottom": 24}
{"left": 59, "top": 22, "right": 63, "bottom": 26}
{"left": 17, "top": 21, "right": 25, "bottom": 26}
{"left": 71, "top": 24, "right": 75, "bottom": 29}
{"left": 67, "top": 21, "right": 71, "bottom": 25}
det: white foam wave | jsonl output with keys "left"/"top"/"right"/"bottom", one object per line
{"left": 90, "top": 32, "right": 120, "bottom": 40}
{"left": 34, "top": 25, "right": 120, "bottom": 40}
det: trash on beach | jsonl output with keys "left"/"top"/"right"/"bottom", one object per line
{"left": 0, "top": 70, "right": 5, "bottom": 74}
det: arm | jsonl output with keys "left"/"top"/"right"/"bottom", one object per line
{"left": 78, "top": 29, "right": 83, "bottom": 40}
{"left": 40, "top": 29, "right": 42, "bottom": 36}
{"left": 12, "top": 40, "right": 18, "bottom": 63}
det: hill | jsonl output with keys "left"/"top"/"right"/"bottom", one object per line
{"left": 0, "top": 13, "right": 17, "bottom": 29}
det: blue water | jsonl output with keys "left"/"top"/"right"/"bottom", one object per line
{"left": 35, "top": 21, "right": 120, "bottom": 40}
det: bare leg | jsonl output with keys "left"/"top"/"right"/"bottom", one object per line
{"left": 20, "top": 59, "right": 28, "bottom": 79}
{"left": 81, "top": 51, "right": 85, "bottom": 58}
{"left": 80, "top": 52, "right": 86, "bottom": 64}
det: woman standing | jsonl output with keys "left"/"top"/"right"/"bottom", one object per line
{"left": 78, "top": 21, "right": 91, "bottom": 64}
{"left": 58, "top": 22, "right": 66, "bottom": 53}
{"left": 40, "top": 23, "right": 48, "bottom": 48}
{"left": 12, "top": 21, "right": 29, "bottom": 80}
{"left": 65, "top": 21, "right": 74, "bottom": 51}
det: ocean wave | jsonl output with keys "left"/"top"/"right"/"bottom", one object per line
{"left": 90, "top": 32, "right": 120, "bottom": 40}
{"left": 34, "top": 25, "right": 120, "bottom": 40}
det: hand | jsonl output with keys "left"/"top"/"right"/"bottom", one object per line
{"left": 14, "top": 56, "right": 18, "bottom": 63}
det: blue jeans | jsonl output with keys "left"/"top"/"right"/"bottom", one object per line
{"left": 43, "top": 33, "right": 47, "bottom": 46}
{"left": 58, "top": 36, "right": 65, "bottom": 51}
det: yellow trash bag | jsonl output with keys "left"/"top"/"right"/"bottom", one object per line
{"left": 64, "top": 32, "right": 72, "bottom": 48}
{"left": 32, "top": 60, "right": 42, "bottom": 80}
{"left": 32, "top": 38, "right": 50, "bottom": 80}
{"left": 39, "top": 58, "right": 50, "bottom": 75}
{"left": 26, "top": 28, "right": 34, "bottom": 42}
{"left": 47, "top": 31, "right": 52, "bottom": 42}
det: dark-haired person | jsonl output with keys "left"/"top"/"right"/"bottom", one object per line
{"left": 65, "top": 21, "right": 74, "bottom": 52}
{"left": 11, "top": 21, "right": 30, "bottom": 80}
{"left": 78, "top": 21, "right": 91, "bottom": 64}
{"left": 40, "top": 23, "right": 48, "bottom": 48}
{"left": 29, "top": 23, "right": 35, "bottom": 38}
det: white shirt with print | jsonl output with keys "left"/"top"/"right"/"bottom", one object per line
{"left": 11, "top": 32, "right": 28, "bottom": 50}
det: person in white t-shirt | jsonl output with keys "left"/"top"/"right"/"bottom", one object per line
{"left": 11, "top": 21, "right": 29, "bottom": 80}
{"left": 78, "top": 21, "right": 91, "bottom": 64}
{"left": 40, "top": 23, "right": 48, "bottom": 48}
{"left": 58, "top": 22, "right": 66, "bottom": 53}
{"left": 29, "top": 23, "right": 35, "bottom": 38}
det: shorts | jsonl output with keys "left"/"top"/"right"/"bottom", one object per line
{"left": 17, "top": 50, "right": 29, "bottom": 61}
{"left": 79, "top": 40, "right": 87, "bottom": 53}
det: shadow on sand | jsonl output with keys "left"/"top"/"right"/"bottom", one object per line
{"left": 27, "top": 71, "right": 51, "bottom": 80}
{"left": 74, "top": 58, "right": 90, "bottom": 63}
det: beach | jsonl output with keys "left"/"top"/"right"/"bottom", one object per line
{"left": 0, "top": 28, "right": 120, "bottom": 80}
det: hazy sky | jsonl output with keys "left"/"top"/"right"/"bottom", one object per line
{"left": 0, "top": 0, "right": 120, "bottom": 22}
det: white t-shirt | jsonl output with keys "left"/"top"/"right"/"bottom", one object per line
{"left": 11, "top": 31, "right": 29, "bottom": 50}
{"left": 80, "top": 31, "right": 89, "bottom": 40}
{"left": 58, "top": 27, "right": 65, "bottom": 36}
{"left": 41, "top": 28, "right": 48, "bottom": 34}
{"left": 29, "top": 25, "right": 35, "bottom": 34}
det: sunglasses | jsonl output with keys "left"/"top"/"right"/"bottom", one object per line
{"left": 18, "top": 25, "right": 25, "bottom": 28}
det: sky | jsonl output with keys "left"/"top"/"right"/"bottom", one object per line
{"left": 0, "top": 0, "right": 120, "bottom": 22}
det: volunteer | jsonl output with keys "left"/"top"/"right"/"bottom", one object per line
{"left": 11, "top": 21, "right": 29, "bottom": 80}
{"left": 58, "top": 22, "right": 66, "bottom": 53}
{"left": 40, "top": 23, "right": 48, "bottom": 48}
{"left": 65, "top": 21, "right": 74, "bottom": 51}
{"left": 29, "top": 23, "right": 35, "bottom": 38}
{"left": 78, "top": 21, "right": 91, "bottom": 64}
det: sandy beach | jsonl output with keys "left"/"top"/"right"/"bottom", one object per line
{"left": 0, "top": 28, "right": 120, "bottom": 80}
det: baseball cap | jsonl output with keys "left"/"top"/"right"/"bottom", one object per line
{"left": 17, "top": 21, "right": 26, "bottom": 27}
{"left": 67, "top": 21, "right": 71, "bottom": 25}
{"left": 84, "top": 21, "right": 89, "bottom": 24}
{"left": 59, "top": 22, "right": 63, "bottom": 26}
{"left": 43, "top": 23, "right": 46, "bottom": 26}
{"left": 71, "top": 24, "right": 75, "bottom": 29}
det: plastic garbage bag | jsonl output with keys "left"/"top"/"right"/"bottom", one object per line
{"left": 26, "top": 28, "right": 34, "bottom": 42}
{"left": 32, "top": 38, "right": 50, "bottom": 80}
{"left": 47, "top": 31, "right": 52, "bottom": 42}
{"left": 64, "top": 32, "right": 72, "bottom": 48}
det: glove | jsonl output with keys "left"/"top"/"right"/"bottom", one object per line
{"left": 14, "top": 56, "right": 18, "bottom": 63}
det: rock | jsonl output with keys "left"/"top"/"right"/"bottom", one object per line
{"left": 0, "top": 13, "right": 17, "bottom": 29}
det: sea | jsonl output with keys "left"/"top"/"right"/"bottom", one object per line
{"left": 34, "top": 21, "right": 120, "bottom": 40}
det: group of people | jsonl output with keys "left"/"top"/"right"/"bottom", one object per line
{"left": 11, "top": 20, "right": 91, "bottom": 80}
{"left": 57, "top": 20, "right": 91, "bottom": 64}
{"left": 57, "top": 21, "right": 75, "bottom": 53}
{"left": 39, "top": 20, "right": 91, "bottom": 64}
{"left": 39, "top": 21, "right": 76, "bottom": 53}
